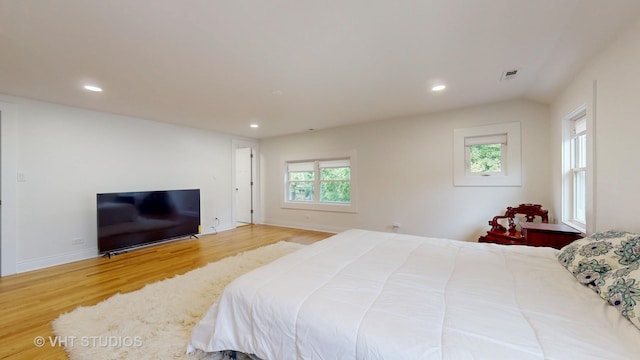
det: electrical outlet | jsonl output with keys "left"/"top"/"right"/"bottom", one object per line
{"left": 71, "top": 238, "right": 84, "bottom": 245}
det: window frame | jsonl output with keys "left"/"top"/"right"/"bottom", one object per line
{"left": 562, "top": 106, "right": 588, "bottom": 232}
{"left": 453, "top": 122, "right": 521, "bottom": 186}
{"left": 318, "top": 159, "right": 352, "bottom": 203}
{"left": 281, "top": 151, "right": 357, "bottom": 213}
{"left": 285, "top": 161, "right": 316, "bottom": 202}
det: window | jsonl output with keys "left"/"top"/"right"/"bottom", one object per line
{"left": 319, "top": 160, "right": 351, "bottom": 203}
{"left": 563, "top": 109, "right": 587, "bottom": 231}
{"left": 287, "top": 162, "right": 315, "bottom": 202}
{"left": 465, "top": 134, "right": 507, "bottom": 176}
{"left": 454, "top": 122, "right": 521, "bottom": 186}
{"left": 283, "top": 152, "right": 357, "bottom": 212}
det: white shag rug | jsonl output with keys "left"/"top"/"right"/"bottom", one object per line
{"left": 52, "top": 241, "right": 304, "bottom": 360}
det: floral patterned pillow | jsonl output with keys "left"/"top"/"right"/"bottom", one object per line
{"left": 597, "top": 266, "right": 640, "bottom": 330}
{"left": 557, "top": 230, "right": 640, "bottom": 290}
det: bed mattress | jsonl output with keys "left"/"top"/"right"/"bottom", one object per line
{"left": 188, "top": 229, "right": 640, "bottom": 359}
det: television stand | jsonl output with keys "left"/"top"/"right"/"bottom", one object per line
{"left": 101, "top": 233, "right": 200, "bottom": 259}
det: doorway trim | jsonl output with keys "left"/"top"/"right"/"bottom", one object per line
{"left": 1, "top": 100, "right": 18, "bottom": 276}
{"left": 231, "top": 139, "right": 260, "bottom": 227}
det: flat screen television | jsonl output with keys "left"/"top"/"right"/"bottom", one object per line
{"left": 97, "top": 189, "right": 200, "bottom": 254}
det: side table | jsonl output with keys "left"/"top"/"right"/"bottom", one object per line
{"left": 520, "top": 223, "right": 583, "bottom": 249}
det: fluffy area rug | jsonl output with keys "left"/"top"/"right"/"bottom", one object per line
{"left": 52, "top": 241, "right": 304, "bottom": 360}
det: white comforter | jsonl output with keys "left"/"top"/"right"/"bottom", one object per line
{"left": 188, "top": 229, "right": 640, "bottom": 359}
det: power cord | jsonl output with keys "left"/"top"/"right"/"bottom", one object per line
{"left": 211, "top": 217, "right": 220, "bottom": 235}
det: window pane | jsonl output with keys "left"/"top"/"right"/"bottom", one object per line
{"left": 576, "top": 133, "right": 586, "bottom": 168}
{"left": 321, "top": 167, "right": 350, "bottom": 180}
{"left": 469, "top": 143, "right": 502, "bottom": 173}
{"left": 288, "top": 181, "right": 314, "bottom": 201}
{"left": 320, "top": 181, "right": 350, "bottom": 203}
{"left": 574, "top": 170, "right": 586, "bottom": 223}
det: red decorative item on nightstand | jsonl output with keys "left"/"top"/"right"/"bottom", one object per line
{"left": 479, "top": 203, "right": 549, "bottom": 245}
{"left": 479, "top": 203, "right": 583, "bottom": 249}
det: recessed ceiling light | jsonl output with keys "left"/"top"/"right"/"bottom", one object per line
{"left": 83, "top": 85, "right": 103, "bottom": 92}
{"left": 250, "top": 124, "right": 259, "bottom": 128}
{"left": 431, "top": 85, "right": 446, "bottom": 92}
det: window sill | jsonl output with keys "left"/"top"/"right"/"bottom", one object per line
{"left": 281, "top": 201, "right": 357, "bottom": 213}
{"left": 562, "top": 221, "right": 586, "bottom": 235}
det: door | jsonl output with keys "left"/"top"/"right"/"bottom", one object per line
{"left": 0, "top": 110, "right": 3, "bottom": 272}
{"left": 235, "top": 147, "right": 253, "bottom": 224}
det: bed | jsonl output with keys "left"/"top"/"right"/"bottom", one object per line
{"left": 188, "top": 229, "right": 640, "bottom": 359}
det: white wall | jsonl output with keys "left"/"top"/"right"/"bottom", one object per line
{"left": 260, "top": 99, "right": 552, "bottom": 242}
{"left": 550, "top": 16, "right": 640, "bottom": 234}
{"left": 1, "top": 95, "right": 237, "bottom": 274}
{"left": 1, "top": 100, "right": 19, "bottom": 276}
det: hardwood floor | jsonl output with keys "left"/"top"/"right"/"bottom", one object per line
{"left": 0, "top": 225, "right": 333, "bottom": 359}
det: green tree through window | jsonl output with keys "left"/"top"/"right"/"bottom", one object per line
{"left": 469, "top": 144, "right": 502, "bottom": 173}
{"left": 288, "top": 170, "right": 314, "bottom": 201}
{"left": 286, "top": 159, "right": 351, "bottom": 204}
{"left": 320, "top": 167, "right": 350, "bottom": 203}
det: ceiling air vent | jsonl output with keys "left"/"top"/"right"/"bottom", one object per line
{"left": 500, "top": 68, "right": 520, "bottom": 81}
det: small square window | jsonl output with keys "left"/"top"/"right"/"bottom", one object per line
{"left": 454, "top": 122, "right": 521, "bottom": 186}
{"left": 464, "top": 134, "right": 507, "bottom": 176}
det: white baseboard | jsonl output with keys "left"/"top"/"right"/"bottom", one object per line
{"left": 200, "top": 224, "right": 234, "bottom": 235}
{"left": 16, "top": 248, "right": 98, "bottom": 273}
{"left": 261, "top": 218, "right": 345, "bottom": 234}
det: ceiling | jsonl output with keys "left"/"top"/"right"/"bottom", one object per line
{"left": 1, "top": 1, "right": 639, "bottom": 139}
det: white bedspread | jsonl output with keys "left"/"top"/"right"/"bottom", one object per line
{"left": 188, "top": 229, "right": 640, "bottom": 359}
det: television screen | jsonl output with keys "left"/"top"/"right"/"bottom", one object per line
{"left": 97, "top": 189, "right": 200, "bottom": 254}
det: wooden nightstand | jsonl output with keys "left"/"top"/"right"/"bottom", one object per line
{"left": 520, "top": 223, "right": 583, "bottom": 249}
